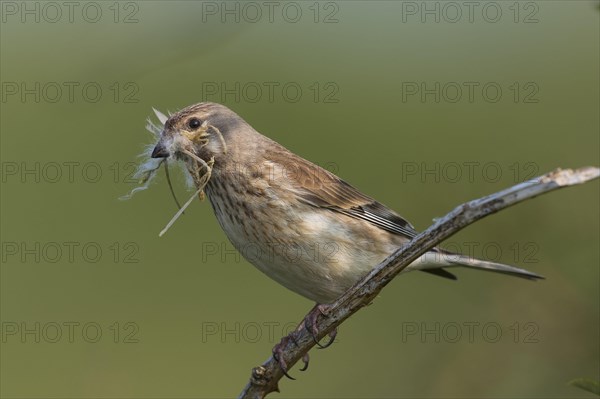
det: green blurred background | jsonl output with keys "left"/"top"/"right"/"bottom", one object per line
{"left": 1, "top": 1, "right": 598, "bottom": 398}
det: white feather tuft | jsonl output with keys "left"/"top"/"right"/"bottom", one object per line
{"left": 152, "top": 107, "right": 169, "bottom": 125}
{"left": 120, "top": 108, "right": 168, "bottom": 200}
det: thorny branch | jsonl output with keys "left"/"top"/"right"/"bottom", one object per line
{"left": 238, "top": 167, "right": 599, "bottom": 399}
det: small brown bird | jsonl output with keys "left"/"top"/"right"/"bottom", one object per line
{"left": 146, "top": 102, "right": 542, "bottom": 305}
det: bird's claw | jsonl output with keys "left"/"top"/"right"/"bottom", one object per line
{"left": 272, "top": 330, "right": 312, "bottom": 379}
{"left": 299, "top": 353, "right": 310, "bottom": 371}
{"left": 272, "top": 335, "right": 297, "bottom": 380}
{"left": 304, "top": 304, "right": 337, "bottom": 349}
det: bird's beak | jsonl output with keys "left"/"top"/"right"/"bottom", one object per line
{"left": 151, "top": 141, "right": 169, "bottom": 158}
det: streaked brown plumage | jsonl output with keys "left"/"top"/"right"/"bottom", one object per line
{"left": 151, "top": 102, "right": 542, "bottom": 304}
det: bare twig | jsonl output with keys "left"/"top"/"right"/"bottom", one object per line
{"left": 238, "top": 167, "right": 599, "bottom": 399}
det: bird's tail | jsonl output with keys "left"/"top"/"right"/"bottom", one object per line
{"left": 446, "top": 253, "right": 544, "bottom": 280}
{"left": 414, "top": 249, "right": 544, "bottom": 280}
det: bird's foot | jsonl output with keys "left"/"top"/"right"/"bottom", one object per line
{"left": 272, "top": 334, "right": 297, "bottom": 380}
{"left": 273, "top": 304, "right": 337, "bottom": 380}
{"left": 304, "top": 304, "right": 337, "bottom": 349}
{"left": 272, "top": 304, "right": 337, "bottom": 379}
{"left": 272, "top": 329, "right": 309, "bottom": 380}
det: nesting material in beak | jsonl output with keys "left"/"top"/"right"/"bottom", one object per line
{"left": 121, "top": 108, "right": 217, "bottom": 238}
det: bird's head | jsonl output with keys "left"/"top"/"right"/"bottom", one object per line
{"left": 151, "top": 102, "right": 243, "bottom": 165}
{"left": 121, "top": 102, "right": 252, "bottom": 236}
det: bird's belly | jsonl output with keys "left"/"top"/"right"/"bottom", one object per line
{"left": 224, "top": 219, "right": 389, "bottom": 304}
{"left": 207, "top": 187, "right": 395, "bottom": 303}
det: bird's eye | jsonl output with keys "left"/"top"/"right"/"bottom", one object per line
{"left": 188, "top": 118, "right": 202, "bottom": 130}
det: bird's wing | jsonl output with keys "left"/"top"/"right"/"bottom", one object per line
{"left": 270, "top": 149, "right": 418, "bottom": 239}
{"left": 268, "top": 147, "right": 463, "bottom": 280}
